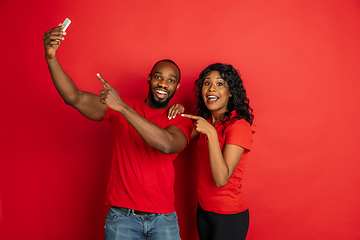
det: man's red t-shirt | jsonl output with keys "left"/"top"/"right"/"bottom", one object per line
{"left": 196, "top": 111, "right": 253, "bottom": 214}
{"left": 102, "top": 98, "right": 193, "bottom": 214}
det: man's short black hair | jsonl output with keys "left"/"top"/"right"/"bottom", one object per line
{"left": 150, "top": 59, "right": 181, "bottom": 82}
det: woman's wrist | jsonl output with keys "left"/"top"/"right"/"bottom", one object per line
{"left": 206, "top": 127, "right": 218, "bottom": 140}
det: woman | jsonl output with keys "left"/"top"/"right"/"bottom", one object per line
{"left": 169, "top": 63, "right": 254, "bottom": 240}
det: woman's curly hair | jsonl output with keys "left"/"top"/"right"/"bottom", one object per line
{"left": 194, "top": 63, "right": 254, "bottom": 125}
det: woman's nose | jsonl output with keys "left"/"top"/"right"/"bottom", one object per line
{"left": 209, "top": 84, "right": 216, "bottom": 91}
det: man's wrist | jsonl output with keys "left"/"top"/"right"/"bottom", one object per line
{"left": 45, "top": 54, "right": 57, "bottom": 62}
{"left": 115, "top": 100, "right": 129, "bottom": 114}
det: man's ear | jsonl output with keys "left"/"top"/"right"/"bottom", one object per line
{"left": 176, "top": 82, "right": 181, "bottom": 91}
{"left": 147, "top": 74, "right": 151, "bottom": 84}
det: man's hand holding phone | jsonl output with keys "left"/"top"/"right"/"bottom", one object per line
{"left": 42, "top": 18, "right": 71, "bottom": 60}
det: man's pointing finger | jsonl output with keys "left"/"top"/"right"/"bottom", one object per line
{"left": 97, "top": 73, "right": 110, "bottom": 88}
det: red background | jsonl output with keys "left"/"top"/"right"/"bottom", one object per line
{"left": 1, "top": 0, "right": 360, "bottom": 239}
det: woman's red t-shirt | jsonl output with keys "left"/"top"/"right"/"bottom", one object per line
{"left": 196, "top": 111, "right": 253, "bottom": 214}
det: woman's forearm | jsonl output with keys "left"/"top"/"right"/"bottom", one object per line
{"left": 207, "top": 131, "right": 231, "bottom": 188}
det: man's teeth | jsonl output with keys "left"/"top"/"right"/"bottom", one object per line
{"left": 156, "top": 90, "right": 168, "bottom": 95}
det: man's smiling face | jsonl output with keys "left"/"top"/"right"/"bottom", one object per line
{"left": 146, "top": 61, "right": 180, "bottom": 109}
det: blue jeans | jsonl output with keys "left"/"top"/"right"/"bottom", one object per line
{"left": 104, "top": 207, "right": 181, "bottom": 240}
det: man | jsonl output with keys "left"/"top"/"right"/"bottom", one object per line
{"left": 43, "top": 23, "right": 193, "bottom": 240}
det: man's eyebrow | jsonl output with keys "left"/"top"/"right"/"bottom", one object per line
{"left": 170, "top": 74, "right": 177, "bottom": 79}
{"left": 155, "top": 71, "right": 177, "bottom": 79}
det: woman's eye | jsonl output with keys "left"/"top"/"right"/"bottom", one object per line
{"left": 204, "top": 82, "right": 210, "bottom": 86}
{"left": 217, "top": 82, "right": 223, "bottom": 86}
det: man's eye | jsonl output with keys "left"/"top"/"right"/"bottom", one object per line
{"left": 155, "top": 75, "right": 161, "bottom": 79}
{"left": 169, "top": 79, "right": 175, "bottom": 83}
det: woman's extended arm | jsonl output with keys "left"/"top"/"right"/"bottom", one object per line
{"left": 206, "top": 130, "right": 244, "bottom": 187}
{"left": 181, "top": 114, "right": 244, "bottom": 187}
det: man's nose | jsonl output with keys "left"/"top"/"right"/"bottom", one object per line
{"left": 158, "top": 79, "right": 168, "bottom": 88}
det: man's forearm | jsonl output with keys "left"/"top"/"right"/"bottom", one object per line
{"left": 119, "top": 104, "right": 186, "bottom": 154}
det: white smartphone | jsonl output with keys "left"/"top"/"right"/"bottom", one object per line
{"left": 61, "top": 18, "right": 71, "bottom": 31}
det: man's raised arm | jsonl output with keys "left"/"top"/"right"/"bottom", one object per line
{"left": 43, "top": 23, "right": 107, "bottom": 121}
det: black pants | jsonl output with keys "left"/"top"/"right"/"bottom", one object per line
{"left": 196, "top": 204, "right": 249, "bottom": 240}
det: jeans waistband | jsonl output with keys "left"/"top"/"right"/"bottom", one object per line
{"left": 112, "top": 206, "right": 155, "bottom": 216}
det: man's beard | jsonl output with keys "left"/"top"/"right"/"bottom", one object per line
{"left": 149, "top": 86, "right": 175, "bottom": 109}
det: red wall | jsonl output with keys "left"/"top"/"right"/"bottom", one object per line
{"left": 1, "top": 0, "right": 360, "bottom": 239}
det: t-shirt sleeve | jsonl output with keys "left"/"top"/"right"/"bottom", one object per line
{"left": 225, "top": 119, "right": 253, "bottom": 151}
{"left": 171, "top": 116, "right": 194, "bottom": 146}
{"left": 102, "top": 107, "right": 113, "bottom": 121}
